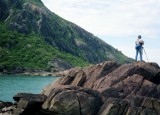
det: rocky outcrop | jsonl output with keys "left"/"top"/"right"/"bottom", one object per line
{"left": 42, "top": 61, "right": 120, "bottom": 95}
{"left": 1, "top": 61, "right": 160, "bottom": 115}
{"left": 41, "top": 61, "right": 160, "bottom": 115}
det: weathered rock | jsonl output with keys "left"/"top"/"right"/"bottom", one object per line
{"left": 55, "top": 67, "right": 82, "bottom": 85}
{"left": 97, "top": 97, "right": 128, "bottom": 115}
{"left": 42, "top": 85, "right": 102, "bottom": 115}
{"left": 112, "top": 74, "right": 144, "bottom": 95}
{"left": 126, "top": 96, "right": 160, "bottom": 115}
{"left": 137, "top": 80, "right": 159, "bottom": 99}
{"left": 140, "top": 108, "right": 157, "bottom": 115}
{"left": 13, "top": 93, "right": 47, "bottom": 102}
{"left": 141, "top": 97, "right": 154, "bottom": 109}
{"left": 109, "top": 62, "right": 160, "bottom": 80}
{"left": 125, "top": 95, "right": 144, "bottom": 107}
{"left": 1, "top": 105, "right": 16, "bottom": 115}
{"left": 94, "top": 62, "right": 160, "bottom": 91}
{"left": 13, "top": 98, "right": 41, "bottom": 115}
{"left": 97, "top": 96, "right": 160, "bottom": 115}
{"left": 0, "top": 101, "right": 13, "bottom": 112}
{"left": 43, "top": 61, "right": 120, "bottom": 96}
{"left": 71, "top": 70, "right": 87, "bottom": 86}
{"left": 99, "top": 87, "right": 120, "bottom": 102}
{"left": 126, "top": 107, "right": 142, "bottom": 115}
{"left": 42, "top": 67, "right": 82, "bottom": 96}
{"left": 82, "top": 61, "right": 120, "bottom": 88}
{"left": 12, "top": 93, "right": 47, "bottom": 115}
{"left": 152, "top": 99, "right": 160, "bottom": 114}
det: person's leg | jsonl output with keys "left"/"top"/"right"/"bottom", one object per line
{"left": 139, "top": 48, "right": 142, "bottom": 61}
{"left": 135, "top": 48, "right": 139, "bottom": 61}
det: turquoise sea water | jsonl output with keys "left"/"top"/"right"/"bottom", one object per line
{"left": 0, "top": 75, "right": 58, "bottom": 102}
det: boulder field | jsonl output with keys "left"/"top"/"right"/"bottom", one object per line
{"left": 1, "top": 61, "right": 160, "bottom": 115}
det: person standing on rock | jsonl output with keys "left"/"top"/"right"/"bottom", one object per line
{"left": 135, "top": 35, "right": 144, "bottom": 61}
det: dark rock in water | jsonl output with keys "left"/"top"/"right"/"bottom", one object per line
{"left": 13, "top": 98, "right": 42, "bottom": 115}
{"left": 12, "top": 93, "right": 47, "bottom": 115}
{"left": 13, "top": 93, "right": 47, "bottom": 102}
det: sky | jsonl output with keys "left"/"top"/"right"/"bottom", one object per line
{"left": 41, "top": 0, "right": 160, "bottom": 65}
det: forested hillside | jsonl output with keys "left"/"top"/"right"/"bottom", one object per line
{"left": 0, "top": 0, "right": 133, "bottom": 73}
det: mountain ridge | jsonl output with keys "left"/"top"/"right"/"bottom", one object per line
{"left": 0, "top": 0, "right": 133, "bottom": 73}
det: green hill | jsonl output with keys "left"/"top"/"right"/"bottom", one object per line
{"left": 0, "top": 0, "right": 133, "bottom": 73}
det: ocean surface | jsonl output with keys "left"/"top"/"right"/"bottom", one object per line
{"left": 0, "top": 75, "right": 59, "bottom": 102}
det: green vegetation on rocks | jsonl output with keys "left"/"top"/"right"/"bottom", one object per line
{"left": 0, "top": 23, "right": 89, "bottom": 72}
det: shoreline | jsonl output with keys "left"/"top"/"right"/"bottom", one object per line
{"left": 0, "top": 71, "right": 61, "bottom": 77}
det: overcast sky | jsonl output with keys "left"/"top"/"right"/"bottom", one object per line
{"left": 41, "top": 0, "right": 160, "bottom": 65}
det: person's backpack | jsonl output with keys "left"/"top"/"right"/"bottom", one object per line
{"left": 139, "top": 39, "right": 144, "bottom": 45}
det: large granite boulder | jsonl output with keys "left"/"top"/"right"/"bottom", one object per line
{"left": 42, "top": 85, "right": 102, "bottom": 115}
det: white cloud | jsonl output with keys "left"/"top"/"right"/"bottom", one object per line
{"left": 42, "top": 0, "right": 160, "bottom": 37}
{"left": 41, "top": 0, "right": 160, "bottom": 65}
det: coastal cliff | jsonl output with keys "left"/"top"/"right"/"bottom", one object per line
{"left": 1, "top": 61, "right": 160, "bottom": 115}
